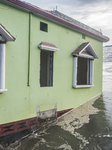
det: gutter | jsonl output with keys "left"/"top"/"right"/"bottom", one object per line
{"left": 1, "top": 0, "right": 109, "bottom": 42}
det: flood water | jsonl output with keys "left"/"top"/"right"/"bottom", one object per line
{"left": 9, "top": 46, "right": 112, "bottom": 150}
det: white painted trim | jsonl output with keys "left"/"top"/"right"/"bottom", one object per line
{"left": 78, "top": 54, "right": 94, "bottom": 59}
{"left": 73, "top": 57, "right": 77, "bottom": 88}
{"left": 0, "top": 44, "right": 5, "bottom": 89}
{"left": 0, "top": 89, "right": 7, "bottom": 93}
{"left": 90, "top": 60, "right": 94, "bottom": 85}
{"left": 73, "top": 42, "right": 99, "bottom": 59}
{"left": 39, "top": 45, "right": 59, "bottom": 51}
{"left": 79, "top": 42, "right": 90, "bottom": 54}
{"left": 73, "top": 56, "right": 94, "bottom": 89}
{"left": 0, "top": 25, "right": 15, "bottom": 41}
{"left": 88, "top": 43, "right": 99, "bottom": 59}
{"left": 73, "top": 85, "right": 94, "bottom": 88}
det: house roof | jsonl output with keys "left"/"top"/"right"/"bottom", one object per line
{"left": 1, "top": 0, "right": 109, "bottom": 42}
{"left": 39, "top": 42, "right": 59, "bottom": 51}
{"left": 0, "top": 24, "right": 16, "bottom": 42}
{"left": 72, "top": 42, "right": 99, "bottom": 59}
{"left": 50, "top": 10, "right": 103, "bottom": 37}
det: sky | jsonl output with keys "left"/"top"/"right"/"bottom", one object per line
{"left": 24, "top": 0, "right": 112, "bottom": 45}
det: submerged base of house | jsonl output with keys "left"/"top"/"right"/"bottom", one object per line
{"left": 0, "top": 94, "right": 101, "bottom": 147}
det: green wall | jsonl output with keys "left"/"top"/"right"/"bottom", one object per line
{"left": 0, "top": 2, "right": 103, "bottom": 125}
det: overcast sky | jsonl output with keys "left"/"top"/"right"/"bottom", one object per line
{"left": 24, "top": 0, "right": 112, "bottom": 45}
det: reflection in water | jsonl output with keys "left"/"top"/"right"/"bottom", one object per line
{"left": 8, "top": 47, "right": 112, "bottom": 150}
{"left": 16, "top": 96, "right": 112, "bottom": 150}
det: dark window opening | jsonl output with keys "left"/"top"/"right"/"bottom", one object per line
{"left": 40, "top": 50, "right": 53, "bottom": 87}
{"left": 40, "top": 22, "right": 48, "bottom": 32}
{"left": 82, "top": 34, "right": 86, "bottom": 39}
{"left": 77, "top": 57, "right": 90, "bottom": 85}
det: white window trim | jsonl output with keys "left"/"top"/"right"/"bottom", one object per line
{"left": 0, "top": 89, "right": 7, "bottom": 94}
{"left": 0, "top": 44, "right": 7, "bottom": 93}
{"left": 39, "top": 45, "right": 59, "bottom": 52}
{"left": 74, "top": 85, "right": 94, "bottom": 88}
{"left": 0, "top": 24, "right": 15, "bottom": 93}
{"left": 73, "top": 56, "right": 94, "bottom": 88}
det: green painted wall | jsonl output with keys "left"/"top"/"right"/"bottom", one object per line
{"left": 0, "top": 2, "right": 103, "bottom": 125}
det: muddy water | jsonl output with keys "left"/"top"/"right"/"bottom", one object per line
{"left": 8, "top": 46, "right": 112, "bottom": 150}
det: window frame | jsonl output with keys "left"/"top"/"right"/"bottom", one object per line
{"left": 73, "top": 56, "right": 94, "bottom": 88}
{"left": 0, "top": 24, "right": 15, "bottom": 93}
{"left": 72, "top": 42, "right": 98, "bottom": 89}
{"left": 38, "top": 42, "right": 59, "bottom": 88}
{"left": 40, "top": 50, "right": 54, "bottom": 87}
{"left": 0, "top": 43, "right": 7, "bottom": 93}
{"left": 40, "top": 22, "right": 48, "bottom": 32}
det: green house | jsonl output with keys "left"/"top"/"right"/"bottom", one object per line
{"left": 0, "top": 0, "right": 109, "bottom": 145}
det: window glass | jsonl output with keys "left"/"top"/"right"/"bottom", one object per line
{"left": 40, "top": 22, "right": 48, "bottom": 32}
{"left": 77, "top": 57, "right": 88, "bottom": 85}
{"left": 82, "top": 34, "right": 86, "bottom": 39}
{"left": 73, "top": 56, "right": 94, "bottom": 88}
{"left": 40, "top": 50, "right": 53, "bottom": 87}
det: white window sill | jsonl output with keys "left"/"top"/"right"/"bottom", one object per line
{"left": 73, "top": 85, "right": 94, "bottom": 88}
{"left": 0, "top": 89, "right": 7, "bottom": 93}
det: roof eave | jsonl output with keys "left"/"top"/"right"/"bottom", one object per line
{"left": 72, "top": 42, "right": 99, "bottom": 59}
{"left": 0, "top": 24, "right": 16, "bottom": 42}
{"left": 1, "top": 0, "right": 109, "bottom": 42}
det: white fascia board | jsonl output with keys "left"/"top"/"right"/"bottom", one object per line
{"left": 88, "top": 44, "right": 99, "bottom": 59}
{"left": 78, "top": 42, "right": 99, "bottom": 59}
{"left": 73, "top": 54, "right": 94, "bottom": 59}
{"left": 73, "top": 85, "right": 94, "bottom": 88}
{"left": 39, "top": 45, "right": 59, "bottom": 51}
{"left": 79, "top": 42, "right": 90, "bottom": 55}
{"left": 0, "top": 25, "right": 15, "bottom": 41}
{"left": 79, "top": 54, "right": 94, "bottom": 59}
{"left": 0, "top": 89, "right": 7, "bottom": 93}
